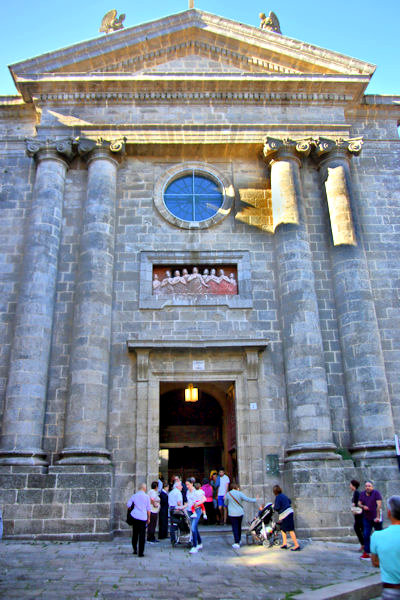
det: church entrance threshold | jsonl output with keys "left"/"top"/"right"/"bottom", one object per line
{"left": 159, "top": 381, "right": 237, "bottom": 483}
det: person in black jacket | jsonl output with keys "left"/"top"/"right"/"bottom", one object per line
{"left": 158, "top": 481, "right": 169, "bottom": 539}
{"left": 350, "top": 479, "right": 364, "bottom": 552}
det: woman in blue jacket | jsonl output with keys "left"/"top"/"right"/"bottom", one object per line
{"left": 273, "top": 485, "right": 300, "bottom": 551}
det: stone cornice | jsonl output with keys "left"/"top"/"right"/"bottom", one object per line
{"left": 15, "top": 72, "right": 369, "bottom": 105}
{"left": 27, "top": 85, "right": 360, "bottom": 108}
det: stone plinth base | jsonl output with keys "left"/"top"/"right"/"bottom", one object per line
{"left": 0, "top": 464, "right": 113, "bottom": 540}
{"left": 284, "top": 455, "right": 352, "bottom": 539}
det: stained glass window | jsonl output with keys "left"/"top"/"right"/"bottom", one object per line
{"left": 164, "top": 171, "right": 224, "bottom": 222}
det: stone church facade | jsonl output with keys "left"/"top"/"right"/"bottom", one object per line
{"left": 0, "top": 9, "right": 399, "bottom": 540}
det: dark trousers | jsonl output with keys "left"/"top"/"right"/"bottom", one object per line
{"left": 204, "top": 501, "right": 216, "bottom": 524}
{"left": 230, "top": 515, "right": 243, "bottom": 544}
{"left": 354, "top": 515, "right": 364, "bottom": 546}
{"left": 132, "top": 518, "right": 147, "bottom": 556}
{"left": 363, "top": 518, "right": 382, "bottom": 554}
{"left": 147, "top": 512, "right": 158, "bottom": 541}
{"left": 158, "top": 506, "right": 169, "bottom": 539}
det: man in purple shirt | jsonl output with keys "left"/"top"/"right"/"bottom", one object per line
{"left": 358, "top": 480, "right": 383, "bottom": 560}
{"left": 127, "top": 483, "right": 151, "bottom": 557}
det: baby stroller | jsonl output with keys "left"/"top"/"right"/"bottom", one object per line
{"left": 246, "top": 502, "right": 282, "bottom": 547}
{"left": 170, "top": 509, "right": 192, "bottom": 547}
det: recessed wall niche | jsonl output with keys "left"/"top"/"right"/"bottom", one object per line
{"left": 139, "top": 251, "right": 252, "bottom": 309}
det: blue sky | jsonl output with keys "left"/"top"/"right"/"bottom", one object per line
{"left": 1, "top": 0, "right": 398, "bottom": 96}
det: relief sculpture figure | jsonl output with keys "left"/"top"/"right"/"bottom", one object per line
{"left": 187, "top": 266, "right": 209, "bottom": 294}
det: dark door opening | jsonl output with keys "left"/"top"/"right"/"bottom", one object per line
{"left": 159, "top": 382, "right": 237, "bottom": 484}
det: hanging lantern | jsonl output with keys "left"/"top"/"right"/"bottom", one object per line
{"left": 185, "top": 383, "right": 198, "bottom": 403}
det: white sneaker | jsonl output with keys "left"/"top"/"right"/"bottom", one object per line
{"left": 197, "top": 543, "right": 203, "bottom": 549}
{"left": 189, "top": 546, "right": 198, "bottom": 554}
{"left": 232, "top": 543, "right": 240, "bottom": 549}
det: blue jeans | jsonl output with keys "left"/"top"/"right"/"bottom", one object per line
{"left": 191, "top": 508, "right": 202, "bottom": 547}
{"left": 363, "top": 518, "right": 382, "bottom": 553}
{"left": 230, "top": 515, "right": 243, "bottom": 544}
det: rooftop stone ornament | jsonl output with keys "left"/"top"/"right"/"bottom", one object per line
{"left": 99, "top": 9, "right": 126, "bottom": 34}
{"left": 259, "top": 11, "right": 281, "bottom": 34}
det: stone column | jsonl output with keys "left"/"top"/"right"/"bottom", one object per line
{"left": 265, "top": 138, "right": 336, "bottom": 457}
{"left": 315, "top": 138, "right": 395, "bottom": 463}
{"left": 264, "top": 138, "right": 347, "bottom": 538}
{"left": 58, "top": 138, "right": 125, "bottom": 464}
{"left": 0, "top": 139, "right": 73, "bottom": 465}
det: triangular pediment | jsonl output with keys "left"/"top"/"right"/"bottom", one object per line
{"left": 9, "top": 9, "right": 375, "bottom": 103}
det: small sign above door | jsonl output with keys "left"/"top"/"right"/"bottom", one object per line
{"left": 193, "top": 360, "right": 205, "bottom": 370}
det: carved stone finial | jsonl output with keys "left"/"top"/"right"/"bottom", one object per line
{"left": 259, "top": 11, "right": 281, "bottom": 34}
{"left": 99, "top": 9, "right": 125, "bottom": 34}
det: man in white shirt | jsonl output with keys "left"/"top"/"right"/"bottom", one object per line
{"left": 168, "top": 481, "right": 185, "bottom": 545}
{"left": 217, "top": 468, "right": 230, "bottom": 525}
{"left": 147, "top": 481, "right": 160, "bottom": 543}
{"left": 126, "top": 483, "right": 151, "bottom": 557}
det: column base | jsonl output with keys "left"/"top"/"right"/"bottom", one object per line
{"left": 284, "top": 454, "right": 351, "bottom": 538}
{"left": 285, "top": 442, "right": 340, "bottom": 462}
{"left": 57, "top": 448, "right": 111, "bottom": 465}
{"left": 0, "top": 448, "right": 48, "bottom": 466}
{"left": 350, "top": 440, "right": 395, "bottom": 460}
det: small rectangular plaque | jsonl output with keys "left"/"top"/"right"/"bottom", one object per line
{"left": 249, "top": 402, "right": 258, "bottom": 410}
{"left": 266, "top": 454, "right": 280, "bottom": 476}
{"left": 193, "top": 360, "right": 205, "bottom": 370}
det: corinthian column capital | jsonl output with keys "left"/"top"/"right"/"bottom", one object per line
{"left": 26, "top": 137, "right": 75, "bottom": 162}
{"left": 263, "top": 136, "right": 313, "bottom": 166}
{"left": 76, "top": 136, "right": 126, "bottom": 163}
{"left": 313, "top": 137, "right": 363, "bottom": 163}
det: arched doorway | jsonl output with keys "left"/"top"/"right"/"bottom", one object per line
{"left": 159, "top": 381, "right": 237, "bottom": 483}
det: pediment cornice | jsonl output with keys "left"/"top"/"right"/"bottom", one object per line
{"left": 10, "top": 9, "right": 375, "bottom": 106}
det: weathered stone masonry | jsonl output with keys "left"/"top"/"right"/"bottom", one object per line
{"left": 0, "top": 9, "right": 399, "bottom": 540}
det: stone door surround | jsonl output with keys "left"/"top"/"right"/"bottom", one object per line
{"left": 127, "top": 339, "right": 268, "bottom": 491}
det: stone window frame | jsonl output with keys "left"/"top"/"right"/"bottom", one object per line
{"left": 139, "top": 251, "right": 253, "bottom": 309}
{"left": 154, "top": 162, "right": 235, "bottom": 229}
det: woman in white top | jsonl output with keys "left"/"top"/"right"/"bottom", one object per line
{"left": 147, "top": 481, "right": 160, "bottom": 543}
{"left": 186, "top": 478, "right": 206, "bottom": 554}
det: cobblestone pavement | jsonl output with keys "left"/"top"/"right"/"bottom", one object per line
{"left": 0, "top": 533, "right": 376, "bottom": 600}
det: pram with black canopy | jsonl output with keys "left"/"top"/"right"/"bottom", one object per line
{"left": 246, "top": 502, "right": 282, "bottom": 547}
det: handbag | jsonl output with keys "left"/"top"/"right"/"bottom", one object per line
{"left": 351, "top": 506, "right": 362, "bottom": 515}
{"left": 126, "top": 503, "right": 135, "bottom": 526}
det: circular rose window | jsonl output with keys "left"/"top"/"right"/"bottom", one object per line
{"left": 154, "top": 163, "right": 234, "bottom": 229}
{"left": 164, "top": 172, "right": 224, "bottom": 222}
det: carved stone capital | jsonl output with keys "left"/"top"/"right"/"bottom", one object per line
{"left": 263, "top": 136, "right": 312, "bottom": 166}
{"left": 76, "top": 136, "right": 126, "bottom": 162}
{"left": 313, "top": 137, "right": 363, "bottom": 163}
{"left": 26, "top": 137, "right": 75, "bottom": 162}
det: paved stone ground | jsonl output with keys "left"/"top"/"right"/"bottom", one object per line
{"left": 0, "top": 532, "right": 377, "bottom": 600}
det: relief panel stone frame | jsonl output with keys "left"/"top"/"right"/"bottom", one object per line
{"left": 139, "top": 250, "right": 253, "bottom": 308}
